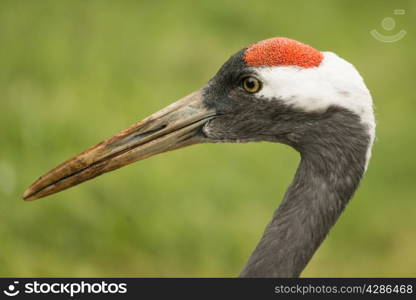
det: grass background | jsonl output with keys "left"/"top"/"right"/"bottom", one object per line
{"left": 1, "top": 0, "right": 415, "bottom": 276}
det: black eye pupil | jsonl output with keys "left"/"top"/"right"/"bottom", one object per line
{"left": 246, "top": 79, "right": 255, "bottom": 88}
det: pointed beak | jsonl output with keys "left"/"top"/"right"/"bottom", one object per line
{"left": 23, "top": 90, "right": 215, "bottom": 201}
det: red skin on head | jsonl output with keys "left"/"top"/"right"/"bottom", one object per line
{"left": 244, "top": 37, "right": 323, "bottom": 68}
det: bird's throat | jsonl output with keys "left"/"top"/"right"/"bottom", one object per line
{"left": 240, "top": 111, "right": 372, "bottom": 277}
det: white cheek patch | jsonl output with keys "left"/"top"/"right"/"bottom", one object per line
{"left": 256, "top": 51, "right": 375, "bottom": 168}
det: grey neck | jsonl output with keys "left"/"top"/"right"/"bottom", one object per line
{"left": 240, "top": 110, "right": 371, "bottom": 277}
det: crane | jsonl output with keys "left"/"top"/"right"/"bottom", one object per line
{"left": 23, "top": 37, "right": 375, "bottom": 277}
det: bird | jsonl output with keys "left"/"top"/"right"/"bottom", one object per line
{"left": 23, "top": 37, "right": 375, "bottom": 277}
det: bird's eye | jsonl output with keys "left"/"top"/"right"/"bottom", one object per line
{"left": 242, "top": 76, "right": 262, "bottom": 93}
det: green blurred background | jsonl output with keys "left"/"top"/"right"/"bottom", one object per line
{"left": 1, "top": 0, "right": 415, "bottom": 277}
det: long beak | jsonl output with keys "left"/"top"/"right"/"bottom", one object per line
{"left": 23, "top": 90, "right": 215, "bottom": 201}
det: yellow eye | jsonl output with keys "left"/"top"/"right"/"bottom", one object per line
{"left": 242, "top": 76, "right": 262, "bottom": 93}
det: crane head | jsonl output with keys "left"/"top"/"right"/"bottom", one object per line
{"left": 23, "top": 37, "right": 374, "bottom": 201}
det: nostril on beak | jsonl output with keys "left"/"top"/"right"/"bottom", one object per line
{"left": 128, "top": 124, "right": 167, "bottom": 142}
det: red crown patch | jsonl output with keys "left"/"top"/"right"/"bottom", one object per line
{"left": 244, "top": 37, "right": 323, "bottom": 68}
